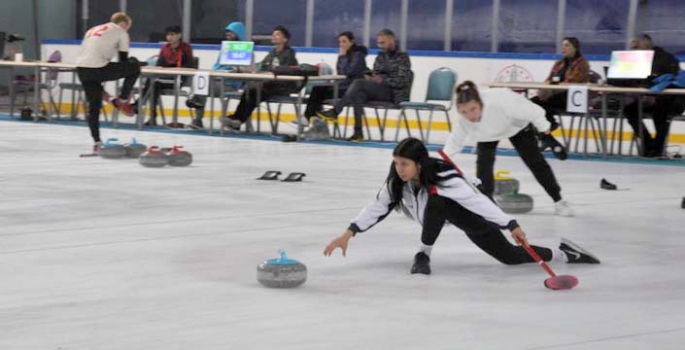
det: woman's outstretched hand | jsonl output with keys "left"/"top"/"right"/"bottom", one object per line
{"left": 323, "top": 230, "right": 355, "bottom": 257}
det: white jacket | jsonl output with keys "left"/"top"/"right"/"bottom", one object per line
{"left": 349, "top": 166, "right": 518, "bottom": 234}
{"left": 443, "top": 88, "right": 551, "bottom": 160}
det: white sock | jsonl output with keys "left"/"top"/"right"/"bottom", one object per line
{"left": 419, "top": 244, "right": 433, "bottom": 256}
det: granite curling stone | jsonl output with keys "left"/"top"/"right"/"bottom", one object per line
{"left": 166, "top": 145, "right": 193, "bottom": 167}
{"left": 139, "top": 146, "right": 168, "bottom": 168}
{"left": 99, "top": 138, "right": 126, "bottom": 159}
{"left": 257, "top": 251, "right": 307, "bottom": 288}
{"left": 124, "top": 138, "right": 147, "bottom": 158}
{"left": 495, "top": 191, "right": 534, "bottom": 214}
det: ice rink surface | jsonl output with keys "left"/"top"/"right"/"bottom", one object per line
{"left": 1, "top": 120, "right": 684, "bottom": 349}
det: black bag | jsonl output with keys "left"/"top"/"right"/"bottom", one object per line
{"left": 272, "top": 64, "right": 319, "bottom": 77}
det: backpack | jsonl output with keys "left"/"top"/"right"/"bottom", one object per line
{"left": 271, "top": 64, "right": 319, "bottom": 77}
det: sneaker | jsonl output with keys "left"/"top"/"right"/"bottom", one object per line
{"left": 93, "top": 141, "right": 103, "bottom": 154}
{"left": 559, "top": 238, "right": 600, "bottom": 264}
{"left": 224, "top": 117, "right": 242, "bottom": 131}
{"left": 410, "top": 252, "right": 431, "bottom": 275}
{"left": 316, "top": 109, "right": 338, "bottom": 122}
{"left": 554, "top": 200, "right": 575, "bottom": 217}
{"left": 112, "top": 98, "right": 135, "bottom": 116}
{"left": 347, "top": 133, "right": 364, "bottom": 142}
{"left": 189, "top": 118, "right": 204, "bottom": 130}
{"left": 185, "top": 96, "right": 205, "bottom": 109}
{"left": 144, "top": 119, "right": 157, "bottom": 127}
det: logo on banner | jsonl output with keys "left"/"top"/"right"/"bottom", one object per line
{"left": 495, "top": 64, "right": 535, "bottom": 82}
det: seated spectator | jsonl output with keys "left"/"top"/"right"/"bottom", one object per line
{"left": 623, "top": 34, "right": 685, "bottom": 157}
{"left": 185, "top": 21, "right": 246, "bottom": 129}
{"left": 132, "top": 25, "right": 194, "bottom": 126}
{"left": 224, "top": 26, "right": 298, "bottom": 130}
{"left": 299, "top": 31, "right": 368, "bottom": 126}
{"left": 530, "top": 37, "right": 590, "bottom": 131}
{"left": 317, "top": 29, "right": 412, "bottom": 141}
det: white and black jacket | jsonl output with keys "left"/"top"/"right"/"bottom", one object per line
{"left": 348, "top": 165, "right": 519, "bottom": 234}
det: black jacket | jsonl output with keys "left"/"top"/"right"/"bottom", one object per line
{"left": 651, "top": 46, "right": 680, "bottom": 78}
{"left": 337, "top": 45, "right": 369, "bottom": 91}
{"left": 373, "top": 48, "right": 413, "bottom": 104}
{"left": 261, "top": 46, "right": 299, "bottom": 93}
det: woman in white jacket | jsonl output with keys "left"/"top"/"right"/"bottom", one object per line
{"left": 323, "top": 138, "right": 599, "bottom": 275}
{"left": 443, "top": 81, "right": 573, "bottom": 217}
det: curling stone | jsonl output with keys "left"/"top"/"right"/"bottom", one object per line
{"left": 493, "top": 170, "right": 520, "bottom": 195}
{"left": 166, "top": 145, "right": 193, "bottom": 167}
{"left": 124, "top": 138, "right": 147, "bottom": 158}
{"left": 139, "top": 146, "right": 168, "bottom": 168}
{"left": 257, "top": 251, "right": 307, "bottom": 288}
{"left": 495, "top": 191, "right": 534, "bottom": 214}
{"left": 99, "top": 138, "right": 126, "bottom": 159}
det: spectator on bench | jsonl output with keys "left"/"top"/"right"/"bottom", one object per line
{"left": 530, "top": 37, "right": 590, "bottom": 131}
{"left": 623, "top": 34, "right": 685, "bottom": 157}
{"left": 299, "top": 31, "right": 368, "bottom": 126}
{"left": 317, "top": 29, "right": 412, "bottom": 142}
{"left": 132, "top": 25, "right": 194, "bottom": 126}
{"left": 185, "top": 21, "right": 247, "bottom": 129}
{"left": 225, "top": 25, "right": 298, "bottom": 130}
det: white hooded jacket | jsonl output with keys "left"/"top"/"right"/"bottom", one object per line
{"left": 443, "top": 88, "right": 551, "bottom": 160}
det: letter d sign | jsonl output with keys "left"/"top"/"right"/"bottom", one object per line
{"left": 193, "top": 72, "right": 210, "bottom": 96}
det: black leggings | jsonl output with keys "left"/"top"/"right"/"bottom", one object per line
{"left": 421, "top": 194, "right": 552, "bottom": 264}
{"left": 477, "top": 125, "right": 562, "bottom": 202}
{"left": 77, "top": 61, "right": 141, "bottom": 142}
{"left": 232, "top": 81, "right": 295, "bottom": 123}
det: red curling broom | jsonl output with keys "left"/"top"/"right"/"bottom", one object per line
{"left": 437, "top": 149, "right": 578, "bottom": 290}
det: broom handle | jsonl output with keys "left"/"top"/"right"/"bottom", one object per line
{"left": 515, "top": 236, "right": 557, "bottom": 277}
{"left": 437, "top": 149, "right": 464, "bottom": 175}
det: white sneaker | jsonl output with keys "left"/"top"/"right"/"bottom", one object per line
{"left": 554, "top": 200, "right": 575, "bottom": 217}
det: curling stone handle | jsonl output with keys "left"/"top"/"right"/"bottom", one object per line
{"left": 495, "top": 170, "right": 511, "bottom": 180}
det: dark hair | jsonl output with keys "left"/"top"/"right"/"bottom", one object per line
{"left": 165, "top": 26, "right": 182, "bottom": 35}
{"left": 386, "top": 138, "right": 443, "bottom": 210}
{"left": 455, "top": 81, "right": 482, "bottom": 106}
{"left": 632, "top": 33, "right": 653, "bottom": 49}
{"left": 273, "top": 25, "right": 291, "bottom": 41}
{"left": 338, "top": 31, "right": 355, "bottom": 41}
{"left": 377, "top": 28, "right": 395, "bottom": 38}
{"left": 562, "top": 37, "right": 582, "bottom": 58}
{"left": 338, "top": 31, "right": 359, "bottom": 57}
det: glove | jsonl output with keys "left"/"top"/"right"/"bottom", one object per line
{"left": 538, "top": 133, "right": 568, "bottom": 160}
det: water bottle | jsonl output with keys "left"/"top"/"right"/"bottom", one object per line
{"left": 272, "top": 57, "right": 280, "bottom": 68}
